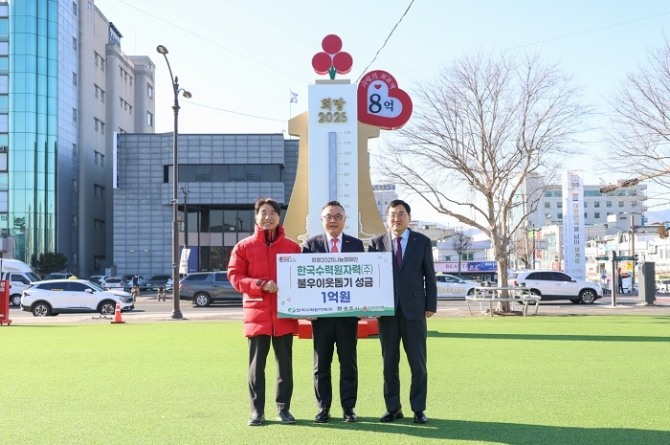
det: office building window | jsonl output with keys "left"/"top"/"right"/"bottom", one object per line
{"left": 146, "top": 112, "right": 153, "bottom": 127}
{"left": 94, "top": 118, "right": 105, "bottom": 134}
{"left": 147, "top": 83, "right": 153, "bottom": 99}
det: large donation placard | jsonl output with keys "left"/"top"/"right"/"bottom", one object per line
{"left": 276, "top": 252, "right": 395, "bottom": 318}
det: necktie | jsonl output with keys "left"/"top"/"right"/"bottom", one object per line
{"left": 395, "top": 236, "right": 403, "bottom": 268}
{"left": 331, "top": 238, "right": 339, "bottom": 253}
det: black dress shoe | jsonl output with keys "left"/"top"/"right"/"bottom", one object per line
{"left": 315, "top": 408, "right": 330, "bottom": 423}
{"left": 413, "top": 411, "right": 428, "bottom": 424}
{"left": 276, "top": 410, "right": 296, "bottom": 424}
{"left": 343, "top": 408, "right": 357, "bottom": 422}
{"left": 379, "top": 409, "right": 404, "bottom": 422}
{"left": 248, "top": 412, "right": 265, "bottom": 426}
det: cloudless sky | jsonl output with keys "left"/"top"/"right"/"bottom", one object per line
{"left": 94, "top": 0, "right": 670, "bottom": 221}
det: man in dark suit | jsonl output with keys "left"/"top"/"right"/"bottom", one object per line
{"left": 368, "top": 199, "right": 437, "bottom": 424}
{"left": 302, "top": 201, "right": 365, "bottom": 423}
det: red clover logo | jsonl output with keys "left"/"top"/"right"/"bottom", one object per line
{"left": 311, "top": 34, "right": 353, "bottom": 80}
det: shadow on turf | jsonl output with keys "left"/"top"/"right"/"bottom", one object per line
{"left": 427, "top": 331, "right": 670, "bottom": 343}
{"left": 297, "top": 417, "right": 669, "bottom": 444}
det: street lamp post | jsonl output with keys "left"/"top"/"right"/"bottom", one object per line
{"left": 180, "top": 186, "right": 189, "bottom": 251}
{"left": 157, "top": 44, "right": 191, "bottom": 320}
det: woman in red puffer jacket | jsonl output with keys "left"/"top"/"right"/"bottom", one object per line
{"left": 228, "top": 197, "right": 301, "bottom": 427}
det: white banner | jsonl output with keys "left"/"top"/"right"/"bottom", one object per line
{"left": 276, "top": 252, "right": 395, "bottom": 318}
{"left": 562, "top": 170, "right": 585, "bottom": 280}
{"left": 179, "top": 248, "right": 191, "bottom": 275}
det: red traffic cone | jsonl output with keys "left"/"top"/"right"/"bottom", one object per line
{"left": 111, "top": 301, "right": 125, "bottom": 324}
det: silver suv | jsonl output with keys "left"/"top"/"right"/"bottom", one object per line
{"left": 179, "top": 271, "right": 241, "bottom": 307}
{"left": 511, "top": 270, "right": 602, "bottom": 304}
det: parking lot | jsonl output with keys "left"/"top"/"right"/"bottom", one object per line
{"left": 5, "top": 289, "right": 669, "bottom": 325}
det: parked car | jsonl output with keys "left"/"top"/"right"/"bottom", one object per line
{"left": 102, "top": 276, "right": 127, "bottom": 290}
{"left": 145, "top": 274, "right": 172, "bottom": 290}
{"left": 2, "top": 270, "right": 41, "bottom": 307}
{"left": 508, "top": 271, "right": 520, "bottom": 283}
{"left": 88, "top": 275, "right": 107, "bottom": 285}
{"left": 511, "top": 270, "right": 602, "bottom": 304}
{"left": 45, "top": 272, "right": 75, "bottom": 280}
{"left": 20, "top": 279, "right": 133, "bottom": 317}
{"left": 122, "top": 274, "right": 147, "bottom": 290}
{"left": 655, "top": 279, "right": 670, "bottom": 293}
{"left": 179, "top": 271, "right": 241, "bottom": 307}
{"left": 435, "top": 273, "right": 477, "bottom": 298}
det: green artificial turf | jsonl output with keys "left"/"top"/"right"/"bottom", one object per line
{"left": 1, "top": 316, "right": 669, "bottom": 445}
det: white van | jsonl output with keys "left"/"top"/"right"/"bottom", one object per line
{"left": 0, "top": 259, "right": 41, "bottom": 306}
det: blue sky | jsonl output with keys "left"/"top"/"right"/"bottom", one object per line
{"left": 94, "top": 0, "right": 670, "bottom": 219}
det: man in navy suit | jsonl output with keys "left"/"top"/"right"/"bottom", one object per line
{"left": 302, "top": 201, "right": 365, "bottom": 423}
{"left": 368, "top": 199, "right": 437, "bottom": 424}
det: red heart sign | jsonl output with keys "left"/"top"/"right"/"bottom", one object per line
{"left": 357, "top": 70, "right": 413, "bottom": 130}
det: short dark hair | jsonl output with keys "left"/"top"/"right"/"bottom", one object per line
{"left": 387, "top": 199, "right": 411, "bottom": 215}
{"left": 321, "top": 200, "right": 346, "bottom": 215}
{"left": 254, "top": 197, "right": 281, "bottom": 215}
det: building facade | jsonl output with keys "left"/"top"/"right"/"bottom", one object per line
{"left": 372, "top": 183, "right": 398, "bottom": 222}
{"left": 510, "top": 173, "right": 648, "bottom": 271}
{"left": 527, "top": 179, "right": 647, "bottom": 228}
{"left": 0, "top": 1, "right": 154, "bottom": 276}
{"left": 112, "top": 133, "right": 298, "bottom": 278}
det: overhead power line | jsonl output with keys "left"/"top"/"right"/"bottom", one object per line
{"left": 356, "top": 0, "right": 416, "bottom": 82}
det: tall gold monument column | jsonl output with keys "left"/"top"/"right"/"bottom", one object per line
{"left": 283, "top": 35, "right": 413, "bottom": 244}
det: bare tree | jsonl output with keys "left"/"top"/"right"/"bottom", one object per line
{"left": 376, "top": 53, "right": 589, "bottom": 300}
{"left": 450, "top": 231, "right": 472, "bottom": 278}
{"left": 606, "top": 39, "right": 670, "bottom": 201}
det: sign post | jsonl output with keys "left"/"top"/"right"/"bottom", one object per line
{"left": 0, "top": 279, "right": 11, "bottom": 326}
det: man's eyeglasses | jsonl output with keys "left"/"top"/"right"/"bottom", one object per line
{"left": 321, "top": 214, "right": 344, "bottom": 222}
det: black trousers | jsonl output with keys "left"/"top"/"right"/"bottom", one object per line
{"left": 311, "top": 317, "right": 358, "bottom": 410}
{"left": 248, "top": 334, "right": 293, "bottom": 415}
{"left": 378, "top": 307, "right": 428, "bottom": 413}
